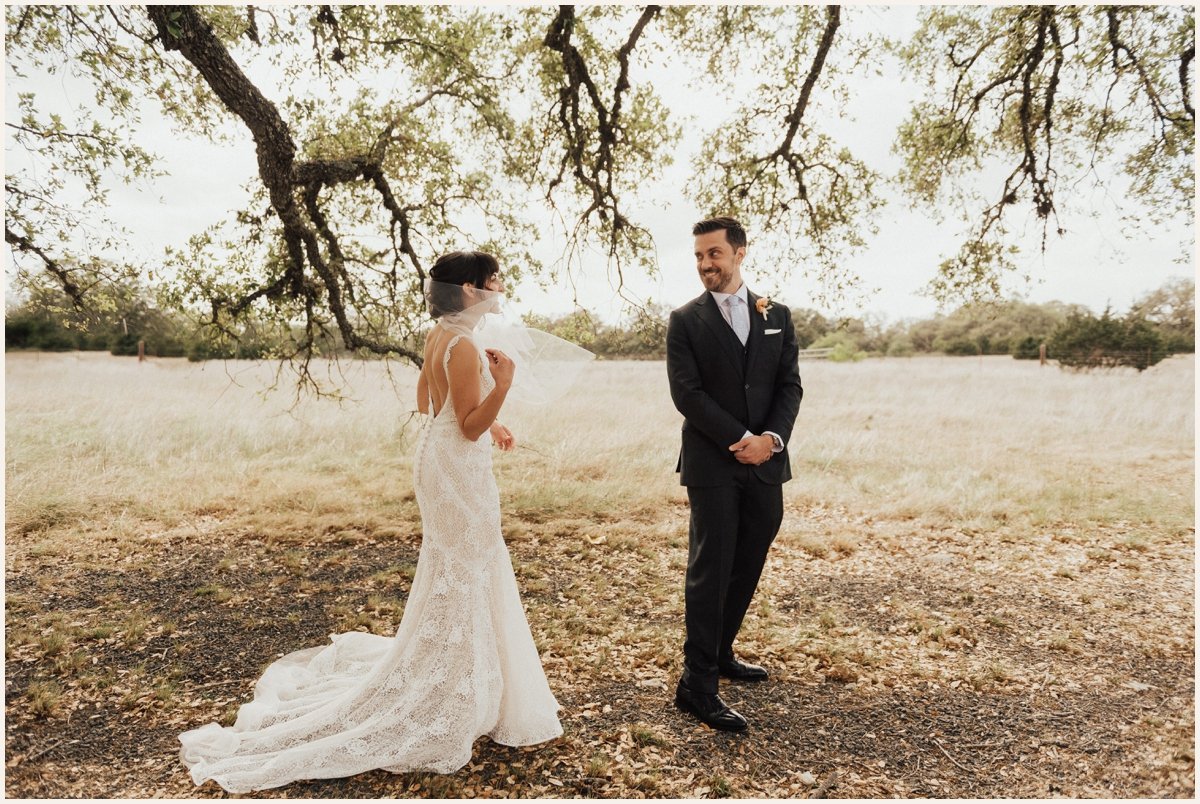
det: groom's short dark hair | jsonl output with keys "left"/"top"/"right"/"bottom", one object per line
{"left": 692, "top": 217, "right": 747, "bottom": 250}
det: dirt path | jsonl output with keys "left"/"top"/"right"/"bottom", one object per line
{"left": 5, "top": 504, "right": 1194, "bottom": 798}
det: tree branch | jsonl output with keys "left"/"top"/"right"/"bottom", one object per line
{"left": 145, "top": 5, "right": 422, "bottom": 365}
{"left": 773, "top": 5, "right": 840, "bottom": 160}
{"left": 717, "top": 5, "right": 848, "bottom": 251}
{"left": 7, "top": 121, "right": 116, "bottom": 145}
{"left": 1107, "top": 7, "right": 1192, "bottom": 130}
{"left": 541, "top": 4, "right": 661, "bottom": 267}
{"left": 1181, "top": 44, "right": 1195, "bottom": 120}
{"left": 1017, "top": 7, "right": 1053, "bottom": 218}
{"left": 5, "top": 226, "right": 86, "bottom": 308}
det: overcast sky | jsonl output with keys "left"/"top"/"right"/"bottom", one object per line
{"left": 4, "top": 4, "right": 1193, "bottom": 324}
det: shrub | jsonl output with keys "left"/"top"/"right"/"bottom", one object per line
{"left": 812, "top": 331, "right": 867, "bottom": 362}
{"left": 1049, "top": 309, "right": 1168, "bottom": 372}
{"left": 935, "top": 337, "right": 980, "bottom": 356}
{"left": 186, "top": 336, "right": 238, "bottom": 361}
{"left": 791, "top": 308, "right": 830, "bottom": 349}
{"left": 5, "top": 310, "right": 85, "bottom": 351}
{"left": 1013, "top": 336, "right": 1042, "bottom": 360}
{"left": 886, "top": 336, "right": 915, "bottom": 357}
{"left": 107, "top": 332, "right": 142, "bottom": 356}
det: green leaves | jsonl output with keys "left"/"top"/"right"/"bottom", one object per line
{"left": 165, "top": 10, "right": 184, "bottom": 40}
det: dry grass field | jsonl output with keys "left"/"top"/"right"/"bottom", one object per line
{"left": 5, "top": 350, "right": 1195, "bottom": 798}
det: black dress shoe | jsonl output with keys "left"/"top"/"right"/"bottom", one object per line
{"left": 674, "top": 683, "right": 748, "bottom": 732}
{"left": 718, "top": 657, "right": 769, "bottom": 682}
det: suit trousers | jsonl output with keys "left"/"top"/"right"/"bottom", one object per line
{"left": 680, "top": 465, "right": 784, "bottom": 694}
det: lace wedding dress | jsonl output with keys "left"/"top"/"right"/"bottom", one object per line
{"left": 179, "top": 335, "right": 563, "bottom": 792}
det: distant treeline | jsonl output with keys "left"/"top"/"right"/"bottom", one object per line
{"left": 6, "top": 278, "right": 1193, "bottom": 369}
{"left": 4, "top": 288, "right": 278, "bottom": 360}
{"left": 523, "top": 277, "right": 1194, "bottom": 371}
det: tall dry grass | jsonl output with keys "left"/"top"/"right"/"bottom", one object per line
{"left": 784, "top": 354, "right": 1194, "bottom": 530}
{"left": 5, "top": 353, "right": 421, "bottom": 545}
{"left": 5, "top": 352, "right": 1194, "bottom": 544}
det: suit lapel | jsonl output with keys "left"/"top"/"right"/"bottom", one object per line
{"left": 694, "top": 293, "right": 745, "bottom": 375}
{"left": 744, "top": 289, "right": 762, "bottom": 376}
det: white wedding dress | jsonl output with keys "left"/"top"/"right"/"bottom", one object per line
{"left": 179, "top": 335, "right": 563, "bottom": 792}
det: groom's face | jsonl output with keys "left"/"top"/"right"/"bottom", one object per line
{"left": 694, "top": 230, "right": 745, "bottom": 294}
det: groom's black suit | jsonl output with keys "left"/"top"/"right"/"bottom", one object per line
{"left": 667, "top": 289, "right": 803, "bottom": 694}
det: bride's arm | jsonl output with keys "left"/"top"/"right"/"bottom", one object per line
{"left": 447, "top": 339, "right": 513, "bottom": 441}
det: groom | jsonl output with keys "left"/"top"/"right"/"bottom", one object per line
{"left": 666, "top": 216, "right": 803, "bottom": 732}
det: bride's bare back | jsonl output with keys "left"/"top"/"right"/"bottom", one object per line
{"left": 421, "top": 324, "right": 472, "bottom": 418}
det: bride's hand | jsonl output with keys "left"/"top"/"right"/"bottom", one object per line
{"left": 484, "top": 348, "right": 515, "bottom": 389}
{"left": 489, "top": 421, "right": 515, "bottom": 451}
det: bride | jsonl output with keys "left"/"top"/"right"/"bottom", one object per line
{"left": 179, "top": 251, "right": 570, "bottom": 792}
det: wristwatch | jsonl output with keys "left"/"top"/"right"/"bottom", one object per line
{"left": 767, "top": 433, "right": 783, "bottom": 450}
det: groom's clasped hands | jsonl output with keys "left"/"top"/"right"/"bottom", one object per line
{"left": 728, "top": 434, "right": 776, "bottom": 466}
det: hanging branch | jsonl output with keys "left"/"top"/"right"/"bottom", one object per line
{"left": 724, "top": 5, "right": 842, "bottom": 222}
{"left": 900, "top": 4, "right": 1192, "bottom": 304}
{"left": 917, "top": 7, "right": 1070, "bottom": 300}
{"left": 693, "top": 3, "right": 883, "bottom": 287}
{"left": 541, "top": 5, "right": 661, "bottom": 285}
{"left": 1107, "top": 7, "right": 1193, "bottom": 132}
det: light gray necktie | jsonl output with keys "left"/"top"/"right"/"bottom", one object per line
{"left": 724, "top": 295, "right": 749, "bottom": 346}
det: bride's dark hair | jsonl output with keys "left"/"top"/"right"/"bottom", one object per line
{"left": 427, "top": 251, "right": 501, "bottom": 318}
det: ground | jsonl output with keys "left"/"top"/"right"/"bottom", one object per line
{"left": 5, "top": 353, "right": 1195, "bottom": 797}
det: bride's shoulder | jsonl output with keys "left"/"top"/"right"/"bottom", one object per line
{"left": 441, "top": 331, "right": 482, "bottom": 363}
{"left": 445, "top": 332, "right": 478, "bottom": 351}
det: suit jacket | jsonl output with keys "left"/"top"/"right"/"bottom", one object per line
{"left": 667, "top": 289, "right": 803, "bottom": 487}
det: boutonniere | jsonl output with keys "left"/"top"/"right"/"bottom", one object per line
{"left": 755, "top": 296, "right": 774, "bottom": 321}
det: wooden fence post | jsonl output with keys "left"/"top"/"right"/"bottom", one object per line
{"left": 1039, "top": 343, "right": 1047, "bottom": 366}
{"left": 138, "top": 340, "right": 145, "bottom": 362}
